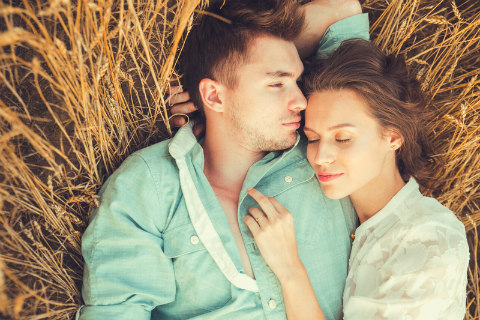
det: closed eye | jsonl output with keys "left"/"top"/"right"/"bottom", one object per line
{"left": 336, "top": 139, "right": 351, "bottom": 143}
{"left": 269, "top": 83, "right": 284, "bottom": 88}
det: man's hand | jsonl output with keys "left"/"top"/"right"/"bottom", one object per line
{"left": 294, "top": 0, "right": 362, "bottom": 59}
{"left": 168, "top": 85, "right": 205, "bottom": 136}
{"left": 168, "top": 86, "right": 197, "bottom": 126}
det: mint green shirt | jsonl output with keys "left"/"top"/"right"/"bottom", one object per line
{"left": 78, "top": 13, "right": 370, "bottom": 320}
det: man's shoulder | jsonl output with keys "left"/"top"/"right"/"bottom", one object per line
{"left": 95, "top": 138, "right": 181, "bottom": 223}
{"left": 101, "top": 138, "right": 180, "bottom": 196}
{"left": 132, "top": 138, "right": 174, "bottom": 163}
{"left": 119, "top": 138, "right": 177, "bottom": 174}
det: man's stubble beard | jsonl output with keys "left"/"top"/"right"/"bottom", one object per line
{"left": 228, "top": 101, "right": 296, "bottom": 152}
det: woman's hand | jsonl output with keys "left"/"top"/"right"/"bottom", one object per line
{"left": 245, "top": 188, "right": 303, "bottom": 282}
{"left": 245, "top": 191, "right": 326, "bottom": 320}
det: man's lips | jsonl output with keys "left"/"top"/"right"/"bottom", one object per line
{"left": 282, "top": 117, "right": 302, "bottom": 129}
{"left": 317, "top": 172, "right": 344, "bottom": 182}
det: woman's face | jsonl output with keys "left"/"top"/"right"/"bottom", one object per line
{"left": 304, "top": 89, "right": 395, "bottom": 199}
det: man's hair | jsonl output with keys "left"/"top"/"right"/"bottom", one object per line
{"left": 303, "top": 39, "right": 433, "bottom": 187}
{"left": 180, "top": 0, "right": 305, "bottom": 117}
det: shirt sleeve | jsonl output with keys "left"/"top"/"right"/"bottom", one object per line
{"left": 315, "top": 13, "right": 370, "bottom": 59}
{"left": 344, "top": 221, "right": 469, "bottom": 320}
{"left": 77, "top": 154, "right": 175, "bottom": 320}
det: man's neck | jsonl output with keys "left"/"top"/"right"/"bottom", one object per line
{"left": 202, "top": 127, "right": 266, "bottom": 195}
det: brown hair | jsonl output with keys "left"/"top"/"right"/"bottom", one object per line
{"left": 303, "top": 39, "right": 433, "bottom": 187}
{"left": 180, "top": 0, "right": 304, "bottom": 117}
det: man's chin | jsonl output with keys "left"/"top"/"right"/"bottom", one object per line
{"left": 260, "top": 135, "right": 297, "bottom": 152}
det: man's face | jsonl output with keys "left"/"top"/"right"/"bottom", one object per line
{"left": 222, "top": 35, "right": 307, "bottom": 152}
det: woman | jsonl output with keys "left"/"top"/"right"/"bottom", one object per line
{"left": 244, "top": 39, "right": 469, "bottom": 319}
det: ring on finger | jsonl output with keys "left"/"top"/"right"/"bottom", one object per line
{"left": 254, "top": 215, "right": 265, "bottom": 223}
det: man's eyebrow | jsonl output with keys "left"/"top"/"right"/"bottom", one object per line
{"left": 304, "top": 123, "right": 356, "bottom": 133}
{"left": 266, "top": 70, "right": 303, "bottom": 79}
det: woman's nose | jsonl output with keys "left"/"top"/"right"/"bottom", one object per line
{"left": 313, "top": 141, "right": 336, "bottom": 165}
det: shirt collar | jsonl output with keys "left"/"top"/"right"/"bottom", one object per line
{"left": 168, "top": 121, "right": 198, "bottom": 160}
{"left": 355, "top": 178, "right": 421, "bottom": 236}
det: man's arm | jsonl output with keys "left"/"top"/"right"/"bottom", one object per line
{"left": 77, "top": 154, "right": 175, "bottom": 319}
{"left": 294, "top": 0, "right": 363, "bottom": 59}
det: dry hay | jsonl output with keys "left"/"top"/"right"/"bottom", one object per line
{"left": 0, "top": 0, "right": 478, "bottom": 319}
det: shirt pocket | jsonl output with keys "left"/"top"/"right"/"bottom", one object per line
{"left": 163, "top": 224, "right": 232, "bottom": 313}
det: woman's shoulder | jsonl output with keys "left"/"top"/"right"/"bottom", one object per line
{"left": 393, "top": 194, "right": 468, "bottom": 256}
{"left": 404, "top": 194, "right": 465, "bottom": 233}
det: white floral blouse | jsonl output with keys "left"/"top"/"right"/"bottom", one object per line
{"left": 343, "top": 178, "right": 469, "bottom": 320}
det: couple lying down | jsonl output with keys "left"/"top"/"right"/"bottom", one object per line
{"left": 78, "top": 1, "right": 469, "bottom": 319}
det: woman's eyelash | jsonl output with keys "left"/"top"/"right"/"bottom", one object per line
{"left": 307, "top": 138, "right": 350, "bottom": 144}
{"left": 269, "top": 83, "right": 284, "bottom": 88}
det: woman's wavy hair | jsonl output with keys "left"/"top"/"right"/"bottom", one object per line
{"left": 303, "top": 39, "right": 433, "bottom": 187}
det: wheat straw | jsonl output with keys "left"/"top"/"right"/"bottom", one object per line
{"left": 0, "top": 0, "right": 478, "bottom": 319}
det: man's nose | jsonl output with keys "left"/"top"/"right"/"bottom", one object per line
{"left": 288, "top": 85, "right": 307, "bottom": 112}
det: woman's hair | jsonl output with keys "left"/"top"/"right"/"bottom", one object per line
{"left": 303, "top": 39, "right": 432, "bottom": 187}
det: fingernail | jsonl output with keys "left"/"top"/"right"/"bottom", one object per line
{"left": 246, "top": 188, "right": 253, "bottom": 192}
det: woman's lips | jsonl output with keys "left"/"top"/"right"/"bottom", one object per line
{"left": 317, "top": 172, "right": 344, "bottom": 182}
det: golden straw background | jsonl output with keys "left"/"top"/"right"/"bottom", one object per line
{"left": 0, "top": 0, "right": 478, "bottom": 319}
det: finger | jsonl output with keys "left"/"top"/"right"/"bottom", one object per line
{"left": 169, "top": 115, "right": 186, "bottom": 127}
{"left": 244, "top": 215, "right": 261, "bottom": 236}
{"left": 193, "top": 122, "right": 205, "bottom": 137}
{"left": 168, "top": 85, "right": 183, "bottom": 95}
{"left": 169, "top": 91, "right": 191, "bottom": 106}
{"left": 248, "top": 207, "right": 268, "bottom": 228}
{"left": 170, "top": 101, "right": 198, "bottom": 115}
{"left": 247, "top": 188, "right": 278, "bottom": 221}
{"left": 269, "top": 197, "right": 292, "bottom": 217}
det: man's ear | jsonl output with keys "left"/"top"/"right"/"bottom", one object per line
{"left": 198, "top": 78, "right": 225, "bottom": 113}
{"left": 384, "top": 127, "right": 404, "bottom": 151}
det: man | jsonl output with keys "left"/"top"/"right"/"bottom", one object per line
{"left": 78, "top": 1, "right": 369, "bottom": 319}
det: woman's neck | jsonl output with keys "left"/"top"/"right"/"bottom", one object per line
{"left": 350, "top": 168, "right": 406, "bottom": 224}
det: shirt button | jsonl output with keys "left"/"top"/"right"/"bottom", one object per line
{"left": 284, "top": 176, "right": 293, "bottom": 183}
{"left": 190, "top": 235, "right": 199, "bottom": 245}
{"left": 268, "top": 299, "right": 277, "bottom": 309}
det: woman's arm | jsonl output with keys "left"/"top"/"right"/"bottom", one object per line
{"left": 280, "top": 267, "right": 326, "bottom": 320}
{"left": 245, "top": 188, "right": 326, "bottom": 320}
